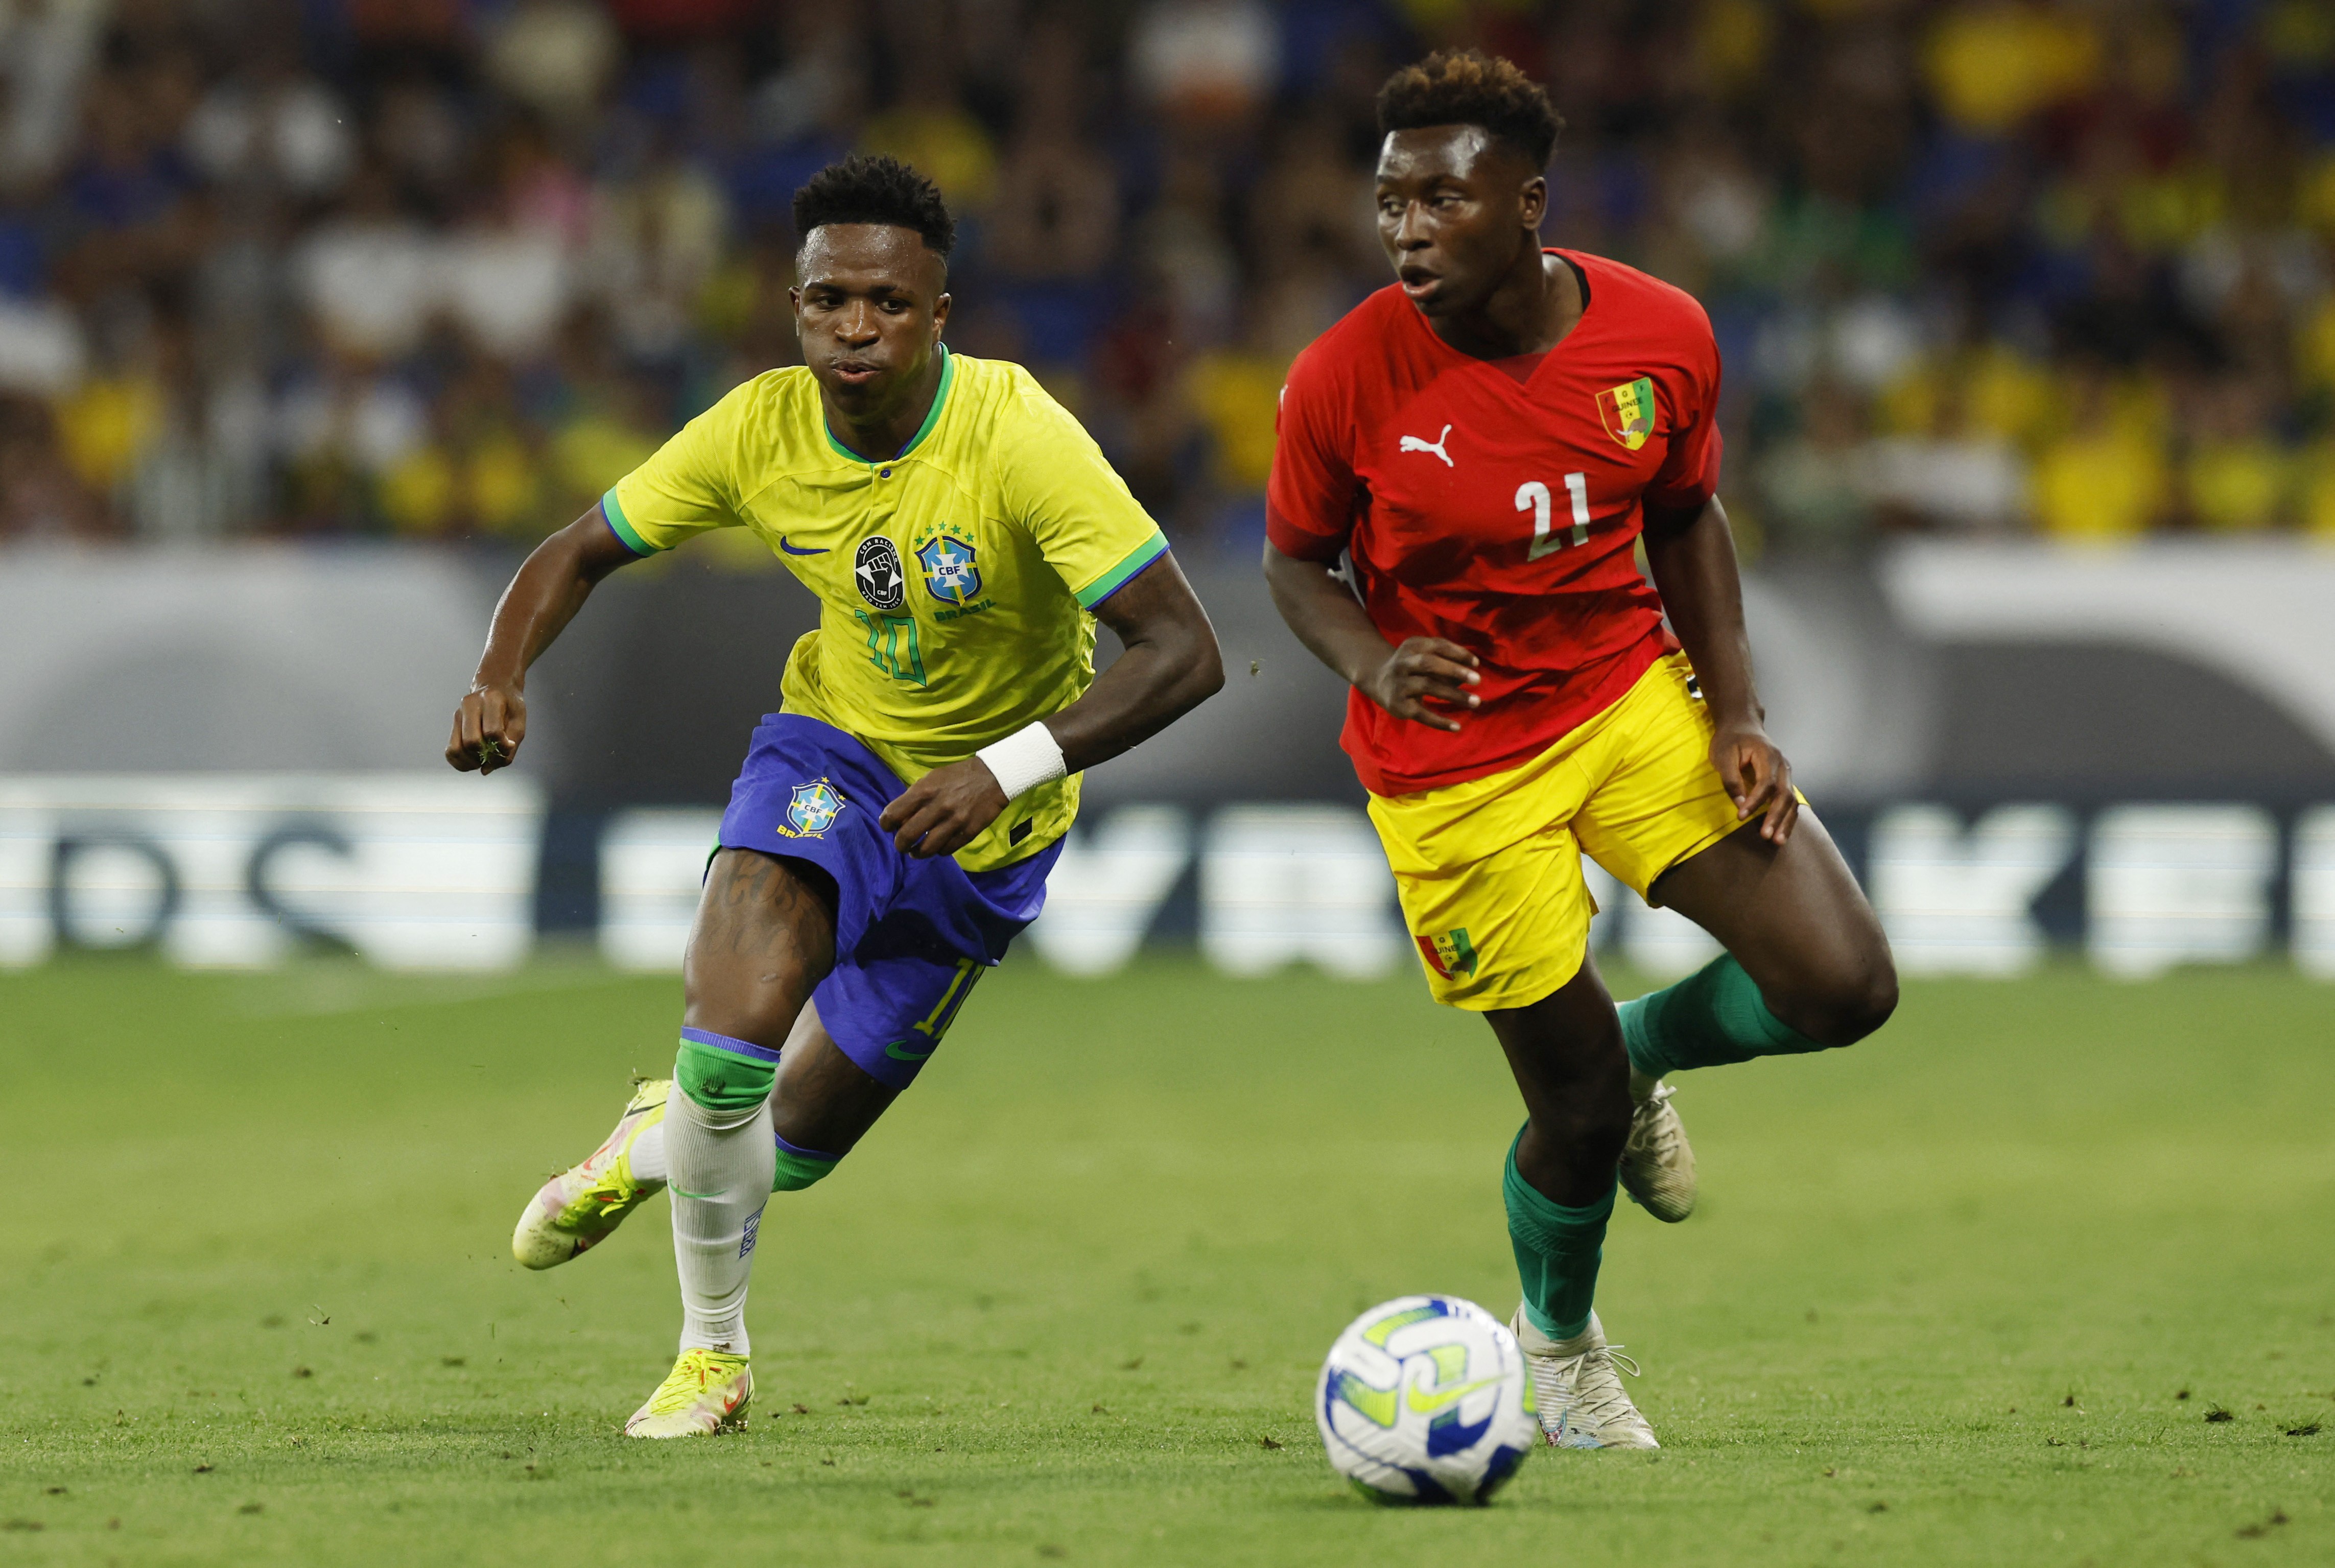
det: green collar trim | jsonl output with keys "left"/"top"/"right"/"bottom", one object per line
{"left": 822, "top": 344, "right": 954, "bottom": 464}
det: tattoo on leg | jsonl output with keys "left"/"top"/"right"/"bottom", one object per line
{"left": 710, "top": 853, "right": 835, "bottom": 968}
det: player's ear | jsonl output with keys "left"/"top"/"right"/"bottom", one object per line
{"left": 931, "top": 290, "right": 951, "bottom": 337}
{"left": 1518, "top": 174, "right": 1547, "bottom": 233}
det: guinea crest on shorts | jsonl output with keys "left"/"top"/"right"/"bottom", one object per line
{"left": 780, "top": 777, "right": 846, "bottom": 839}
{"left": 855, "top": 536, "right": 906, "bottom": 610}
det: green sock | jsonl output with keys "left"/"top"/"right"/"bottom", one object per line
{"left": 1617, "top": 955, "right": 1825, "bottom": 1078}
{"left": 1503, "top": 1127, "right": 1614, "bottom": 1342}
{"left": 770, "top": 1132, "right": 838, "bottom": 1193}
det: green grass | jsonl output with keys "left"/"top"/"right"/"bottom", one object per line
{"left": 2, "top": 955, "right": 2331, "bottom": 1566}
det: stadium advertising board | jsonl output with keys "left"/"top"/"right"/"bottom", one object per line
{"left": 2, "top": 543, "right": 2330, "bottom": 978}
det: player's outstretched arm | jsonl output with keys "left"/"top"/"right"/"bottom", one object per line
{"left": 878, "top": 552, "right": 1223, "bottom": 857}
{"left": 1261, "top": 539, "right": 1480, "bottom": 732}
{"left": 445, "top": 504, "right": 643, "bottom": 775}
{"left": 1640, "top": 493, "right": 1797, "bottom": 844}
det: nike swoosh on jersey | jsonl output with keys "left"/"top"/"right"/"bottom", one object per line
{"left": 1404, "top": 1375, "right": 1502, "bottom": 1417}
{"left": 779, "top": 536, "right": 828, "bottom": 555}
{"left": 883, "top": 1040, "right": 933, "bottom": 1062}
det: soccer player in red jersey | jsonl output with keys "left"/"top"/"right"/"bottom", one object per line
{"left": 1266, "top": 52, "right": 1897, "bottom": 1450}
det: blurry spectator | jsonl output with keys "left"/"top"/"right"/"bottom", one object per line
{"left": 587, "top": 147, "right": 730, "bottom": 361}
{"left": 1754, "top": 381, "right": 1873, "bottom": 553}
{"left": 1187, "top": 266, "right": 1343, "bottom": 507}
{"left": 0, "top": 290, "right": 85, "bottom": 395}
{"left": 1247, "top": 110, "right": 1378, "bottom": 286}
{"left": 295, "top": 162, "right": 436, "bottom": 360}
{"left": 2304, "top": 439, "right": 2335, "bottom": 537}
{"left": 546, "top": 309, "right": 660, "bottom": 522}
{"left": 987, "top": 21, "right": 1118, "bottom": 283}
{"left": 2180, "top": 375, "right": 2289, "bottom": 533}
{"left": 372, "top": 74, "right": 469, "bottom": 211}
{"left": 1857, "top": 381, "right": 2030, "bottom": 534}
{"left": 182, "top": 37, "right": 353, "bottom": 198}
{"left": 0, "top": 0, "right": 105, "bottom": 187}
{"left": 1131, "top": 0, "right": 1279, "bottom": 129}
{"left": 2032, "top": 370, "right": 2168, "bottom": 540}
{"left": 1923, "top": 0, "right": 2102, "bottom": 137}
{"left": 485, "top": 0, "right": 622, "bottom": 129}
{"left": 861, "top": 45, "right": 996, "bottom": 213}
{"left": 0, "top": 391, "right": 105, "bottom": 538}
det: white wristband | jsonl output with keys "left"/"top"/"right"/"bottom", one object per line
{"left": 975, "top": 721, "right": 1067, "bottom": 801}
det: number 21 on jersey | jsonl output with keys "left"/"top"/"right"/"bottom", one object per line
{"left": 1519, "top": 473, "right": 1591, "bottom": 560}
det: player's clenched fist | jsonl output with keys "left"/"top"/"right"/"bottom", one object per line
{"left": 879, "top": 757, "right": 1009, "bottom": 858}
{"left": 1360, "top": 636, "right": 1481, "bottom": 733}
{"left": 447, "top": 683, "right": 527, "bottom": 774}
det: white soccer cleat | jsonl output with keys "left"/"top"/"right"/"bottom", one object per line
{"left": 1619, "top": 1075, "right": 1696, "bottom": 1223}
{"left": 1510, "top": 1307, "right": 1659, "bottom": 1450}
{"left": 512, "top": 1078, "right": 670, "bottom": 1270}
{"left": 624, "top": 1347, "right": 752, "bottom": 1439}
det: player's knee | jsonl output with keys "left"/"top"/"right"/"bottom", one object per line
{"left": 1792, "top": 952, "right": 1898, "bottom": 1049}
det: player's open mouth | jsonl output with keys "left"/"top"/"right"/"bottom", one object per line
{"left": 1397, "top": 268, "right": 1439, "bottom": 299}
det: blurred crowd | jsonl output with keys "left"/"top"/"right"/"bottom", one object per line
{"left": 2, "top": 0, "right": 2334, "bottom": 555}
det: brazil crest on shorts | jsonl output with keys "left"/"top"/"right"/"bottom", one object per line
{"left": 916, "top": 525, "right": 981, "bottom": 606}
{"left": 783, "top": 778, "right": 845, "bottom": 838}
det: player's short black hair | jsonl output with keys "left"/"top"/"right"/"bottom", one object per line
{"left": 1376, "top": 50, "right": 1565, "bottom": 170}
{"left": 791, "top": 154, "right": 956, "bottom": 258}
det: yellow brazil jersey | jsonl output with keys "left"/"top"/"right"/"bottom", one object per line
{"left": 602, "top": 347, "right": 1168, "bottom": 871}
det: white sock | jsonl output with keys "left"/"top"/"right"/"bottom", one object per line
{"left": 665, "top": 1088, "right": 775, "bottom": 1355}
{"left": 630, "top": 1122, "right": 668, "bottom": 1184}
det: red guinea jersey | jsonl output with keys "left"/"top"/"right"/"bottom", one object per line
{"left": 1267, "top": 249, "right": 1725, "bottom": 797}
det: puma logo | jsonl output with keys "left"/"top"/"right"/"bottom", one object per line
{"left": 1399, "top": 424, "right": 1454, "bottom": 467}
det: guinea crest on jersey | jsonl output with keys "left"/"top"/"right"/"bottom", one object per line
{"left": 1267, "top": 249, "right": 1725, "bottom": 798}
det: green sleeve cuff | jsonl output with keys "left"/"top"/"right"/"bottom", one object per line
{"left": 600, "top": 487, "right": 660, "bottom": 557}
{"left": 1075, "top": 528, "right": 1169, "bottom": 610}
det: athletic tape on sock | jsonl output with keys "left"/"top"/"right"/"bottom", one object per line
{"left": 674, "top": 1027, "right": 780, "bottom": 1119}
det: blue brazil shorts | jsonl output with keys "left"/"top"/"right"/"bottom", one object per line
{"left": 715, "top": 714, "right": 1061, "bottom": 1090}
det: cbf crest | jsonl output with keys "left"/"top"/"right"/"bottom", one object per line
{"left": 916, "top": 525, "right": 982, "bottom": 607}
{"left": 782, "top": 777, "right": 846, "bottom": 838}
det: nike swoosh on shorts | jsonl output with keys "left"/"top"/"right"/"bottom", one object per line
{"left": 883, "top": 1040, "right": 933, "bottom": 1062}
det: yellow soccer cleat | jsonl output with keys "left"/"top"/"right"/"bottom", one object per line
{"left": 624, "top": 1347, "right": 752, "bottom": 1439}
{"left": 512, "top": 1078, "right": 670, "bottom": 1270}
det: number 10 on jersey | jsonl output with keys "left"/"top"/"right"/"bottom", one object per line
{"left": 1519, "top": 473, "right": 1591, "bottom": 560}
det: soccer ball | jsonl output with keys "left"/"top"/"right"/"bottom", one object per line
{"left": 1316, "top": 1294, "right": 1538, "bottom": 1506}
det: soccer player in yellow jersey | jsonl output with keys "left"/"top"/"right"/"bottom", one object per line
{"left": 444, "top": 156, "right": 1222, "bottom": 1438}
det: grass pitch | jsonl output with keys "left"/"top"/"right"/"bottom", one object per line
{"left": 3, "top": 954, "right": 2331, "bottom": 1566}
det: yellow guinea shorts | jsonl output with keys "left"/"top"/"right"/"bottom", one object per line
{"left": 1368, "top": 651, "right": 1748, "bottom": 1011}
